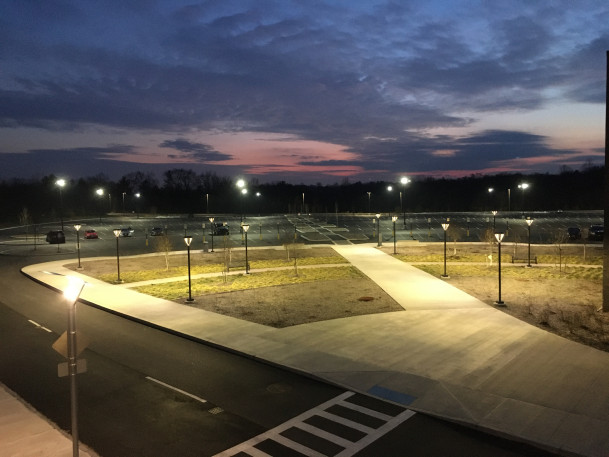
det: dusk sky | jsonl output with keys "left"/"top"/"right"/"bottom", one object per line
{"left": 1, "top": 0, "right": 608, "bottom": 184}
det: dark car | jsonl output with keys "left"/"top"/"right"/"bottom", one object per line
{"left": 150, "top": 227, "right": 164, "bottom": 236}
{"left": 84, "top": 229, "right": 98, "bottom": 239}
{"left": 46, "top": 230, "right": 65, "bottom": 244}
{"left": 567, "top": 227, "right": 581, "bottom": 241}
{"left": 211, "top": 222, "right": 229, "bottom": 236}
{"left": 119, "top": 227, "right": 134, "bottom": 237}
{"left": 588, "top": 225, "right": 604, "bottom": 241}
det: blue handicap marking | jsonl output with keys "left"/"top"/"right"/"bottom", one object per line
{"left": 367, "top": 385, "right": 417, "bottom": 406}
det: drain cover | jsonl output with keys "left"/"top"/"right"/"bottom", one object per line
{"left": 208, "top": 407, "right": 224, "bottom": 415}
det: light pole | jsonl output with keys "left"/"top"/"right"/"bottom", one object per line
{"left": 56, "top": 178, "right": 66, "bottom": 231}
{"left": 367, "top": 192, "right": 371, "bottom": 213}
{"left": 184, "top": 236, "right": 194, "bottom": 302}
{"left": 134, "top": 193, "right": 141, "bottom": 218}
{"left": 302, "top": 192, "right": 305, "bottom": 214}
{"left": 386, "top": 185, "right": 393, "bottom": 212}
{"left": 95, "top": 188, "right": 104, "bottom": 222}
{"left": 495, "top": 232, "right": 505, "bottom": 306}
{"left": 518, "top": 182, "right": 530, "bottom": 212}
{"left": 526, "top": 217, "right": 534, "bottom": 267}
{"left": 113, "top": 229, "right": 123, "bottom": 283}
{"left": 243, "top": 224, "right": 250, "bottom": 274}
{"left": 392, "top": 216, "right": 398, "bottom": 254}
{"left": 400, "top": 176, "right": 410, "bottom": 226}
{"left": 492, "top": 210, "right": 497, "bottom": 229}
{"left": 122, "top": 192, "right": 126, "bottom": 213}
{"left": 441, "top": 220, "right": 450, "bottom": 278}
{"left": 74, "top": 224, "right": 82, "bottom": 270}
{"left": 63, "top": 276, "right": 85, "bottom": 457}
{"left": 376, "top": 213, "right": 382, "bottom": 246}
{"left": 209, "top": 217, "right": 215, "bottom": 252}
{"left": 237, "top": 179, "right": 246, "bottom": 223}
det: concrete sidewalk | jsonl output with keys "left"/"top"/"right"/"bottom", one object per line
{"left": 15, "top": 243, "right": 609, "bottom": 457}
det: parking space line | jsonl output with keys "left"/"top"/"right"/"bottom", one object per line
{"left": 145, "top": 376, "right": 207, "bottom": 403}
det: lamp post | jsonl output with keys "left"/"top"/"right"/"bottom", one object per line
{"left": 184, "top": 236, "right": 194, "bottom": 302}
{"left": 113, "top": 229, "right": 123, "bottom": 283}
{"left": 237, "top": 179, "right": 246, "bottom": 223}
{"left": 74, "top": 224, "right": 82, "bottom": 270}
{"left": 376, "top": 213, "right": 382, "bottom": 246}
{"left": 526, "top": 217, "right": 534, "bottom": 267}
{"left": 95, "top": 188, "right": 104, "bottom": 222}
{"left": 492, "top": 210, "right": 497, "bottom": 229}
{"left": 400, "top": 176, "right": 410, "bottom": 226}
{"left": 63, "top": 276, "right": 85, "bottom": 457}
{"left": 392, "top": 216, "right": 398, "bottom": 254}
{"left": 367, "top": 192, "right": 371, "bottom": 213}
{"left": 243, "top": 224, "right": 250, "bottom": 274}
{"left": 56, "top": 179, "right": 66, "bottom": 231}
{"left": 441, "top": 221, "right": 450, "bottom": 278}
{"left": 518, "top": 183, "right": 530, "bottom": 212}
{"left": 209, "top": 217, "right": 215, "bottom": 252}
{"left": 495, "top": 232, "right": 505, "bottom": 306}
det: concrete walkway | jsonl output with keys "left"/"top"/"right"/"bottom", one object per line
{"left": 11, "top": 243, "right": 609, "bottom": 457}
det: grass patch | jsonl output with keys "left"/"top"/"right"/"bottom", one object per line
{"left": 414, "top": 264, "right": 602, "bottom": 281}
{"left": 134, "top": 266, "right": 361, "bottom": 300}
{"left": 99, "top": 264, "right": 224, "bottom": 283}
{"left": 396, "top": 253, "right": 602, "bottom": 265}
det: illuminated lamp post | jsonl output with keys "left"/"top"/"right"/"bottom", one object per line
{"left": 526, "top": 217, "right": 534, "bottom": 267}
{"left": 56, "top": 179, "right": 66, "bottom": 231}
{"left": 113, "top": 229, "right": 123, "bottom": 284}
{"left": 400, "top": 176, "right": 410, "bottom": 226}
{"left": 367, "top": 192, "right": 371, "bottom": 213}
{"left": 495, "top": 232, "right": 505, "bottom": 306}
{"left": 441, "top": 220, "right": 450, "bottom": 278}
{"left": 236, "top": 179, "right": 246, "bottom": 223}
{"left": 392, "top": 216, "right": 398, "bottom": 254}
{"left": 376, "top": 213, "right": 382, "bottom": 246}
{"left": 492, "top": 210, "right": 498, "bottom": 230}
{"left": 184, "top": 236, "right": 194, "bottom": 302}
{"left": 209, "top": 217, "right": 215, "bottom": 252}
{"left": 518, "top": 182, "right": 530, "bottom": 212}
{"left": 243, "top": 224, "right": 250, "bottom": 274}
{"left": 63, "top": 276, "right": 86, "bottom": 457}
{"left": 74, "top": 224, "right": 82, "bottom": 270}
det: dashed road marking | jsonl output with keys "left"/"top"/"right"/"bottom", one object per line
{"left": 214, "top": 391, "right": 415, "bottom": 457}
{"left": 145, "top": 376, "right": 207, "bottom": 404}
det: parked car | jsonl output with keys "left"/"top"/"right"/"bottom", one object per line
{"left": 588, "top": 225, "right": 604, "bottom": 241}
{"left": 211, "top": 222, "right": 229, "bottom": 236}
{"left": 119, "top": 227, "right": 134, "bottom": 237}
{"left": 566, "top": 227, "right": 581, "bottom": 241}
{"left": 46, "top": 230, "right": 65, "bottom": 244}
{"left": 84, "top": 229, "right": 98, "bottom": 239}
{"left": 150, "top": 227, "right": 164, "bottom": 236}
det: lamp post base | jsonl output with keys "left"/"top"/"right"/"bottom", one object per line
{"left": 494, "top": 300, "right": 506, "bottom": 307}
{"left": 186, "top": 298, "right": 195, "bottom": 303}
{"left": 441, "top": 274, "right": 450, "bottom": 279}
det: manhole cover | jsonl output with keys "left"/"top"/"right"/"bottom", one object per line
{"left": 208, "top": 407, "right": 224, "bottom": 415}
{"left": 266, "top": 383, "right": 292, "bottom": 394}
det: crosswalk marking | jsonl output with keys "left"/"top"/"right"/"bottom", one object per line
{"left": 213, "top": 391, "right": 415, "bottom": 457}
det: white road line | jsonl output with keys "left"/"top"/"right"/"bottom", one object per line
{"left": 28, "top": 319, "right": 40, "bottom": 327}
{"left": 28, "top": 319, "right": 52, "bottom": 332}
{"left": 145, "top": 377, "right": 207, "bottom": 404}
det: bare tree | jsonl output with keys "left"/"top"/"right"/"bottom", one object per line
{"left": 153, "top": 235, "right": 173, "bottom": 270}
{"left": 554, "top": 230, "right": 569, "bottom": 273}
{"left": 18, "top": 207, "right": 32, "bottom": 242}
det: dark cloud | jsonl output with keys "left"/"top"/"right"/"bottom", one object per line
{"left": 159, "top": 139, "right": 232, "bottom": 162}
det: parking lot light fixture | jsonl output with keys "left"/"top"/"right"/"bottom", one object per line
{"left": 113, "top": 229, "right": 123, "bottom": 284}
{"left": 243, "top": 224, "right": 250, "bottom": 274}
{"left": 495, "top": 232, "right": 505, "bottom": 306}
{"left": 74, "top": 224, "right": 82, "bottom": 269}
{"left": 441, "top": 221, "right": 450, "bottom": 278}
{"left": 491, "top": 210, "right": 498, "bottom": 229}
{"left": 376, "top": 213, "right": 382, "bottom": 246}
{"left": 208, "top": 217, "right": 215, "bottom": 252}
{"left": 392, "top": 216, "right": 398, "bottom": 254}
{"left": 184, "top": 236, "right": 194, "bottom": 302}
{"left": 526, "top": 218, "right": 534, "bottom": 267}
{"left": 56, "top": 179, "right": 66, "bottom": 231}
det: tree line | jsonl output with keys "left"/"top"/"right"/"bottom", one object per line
{"left": 0, "top": 165, "right": 603, "bottom": 226}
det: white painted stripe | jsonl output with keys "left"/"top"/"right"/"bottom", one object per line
{"left": 241, "top": 448, "right": 272, "bottom": 457}
{"left": 145, "top": 377, "right": 207, "bottom": 403}
{"left": 272, "top": 434, "right": 327, "bottom": 457}
{"left": 334, "top": 409, "right": 417, "bottom": 457}
{"left": 295, "top": 421, "right": 354, "bottom": 448}
{"left": 40, "top": 326, "right": 52, "bottom": 333}
{"left": 337, "top": 399, "right": 394, "bottom": 421}
{"left": 316, "top": 410, "right": 375, "bottom": 434}
{"left": 28, "top": 319, "right": 41, "bottom": 327}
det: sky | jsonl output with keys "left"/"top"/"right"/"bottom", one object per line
{"left": 0, "top": 0, "right": 608, "bottom": 185}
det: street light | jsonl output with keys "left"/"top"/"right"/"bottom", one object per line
{"left": 518, "top": 182, "right": 530, "bottom": 212}
{"left": 184, "top": 236, "right": 194, "bottom": 302}
{"left": 63, "top": 276, "right": 85, "bottom": 457}
{"left": 56, "top": 179, "right": 66, "bottom": 231}
{"left": 526, "top": 217, "right": 534, "bottom": 267}
{"left": 243, "top": 224, "right": 250, "bottom": 274}
{"left": 367, "top": 192, "right": 371, "bottom": 213}
{"left": 400, "top": 176, "right": 410, "bottom": 226}
{"left": 376, "top": 213, "right": 382, "bottom": 246}
{"left": 113, "top": 229, "right": 123, "bottom": 284}
{"left": 495, "top": 232, "right": 505, "bottom": 306}
{"left": 392, "top": 216, "right": 398, "bottom": 254}
{"left": 441, "top": 220, "right": 450, "bottom": 278}
{"left": 209, "top": 217, "right": 215, "bottom": 252}
{"left": 74, "top": 224, "right": 82, "bottom": 270}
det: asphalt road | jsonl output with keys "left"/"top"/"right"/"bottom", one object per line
{"left": 0, "top": 215, "right": 573, "bottom": 456}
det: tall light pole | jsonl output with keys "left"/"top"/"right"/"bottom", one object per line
{"left": 400, "top": 176, "right": 410, "bottom": 226}
{"left": 237, "top": 179, "right": 246, "bottom": 223}
{"left": 56, "top": 179, "right": 66, "bottom": 231}
{"left": 243, "top": 224, "right": 250, "bottom": 274}
{"left": 518, "top": 183, "right": 530, "bottom": 212}
{"left": 302, "top": 192, "right": 305, "bottom": 214}
{"left": 392, "top": 216, "right": 398, "bottom": 254}
{"left": 209, "top": 217, "right": 215, "bottom": 252}
{"left": 74, "top": 224, "right": 82, "bottom": 270}
{"left": 122, "top": 192, "right": 126, "bottom": 213}
{"left": 367, "top": 192, "right": 371, "bottom": 213}
{"left": 113, "top": 229, "right": 123, "bottom": 283}
{"left": 441, "top": 220, "right": 450, "bottom": 278}
{"left": 63, "top": 276, "right": 85, "bottom": 457}
{"left": 184, "top": 236, "right": 194, "bottom": 302}
{"left": 492, "top": 210, "right": 498, "bottom": 230}
{"left": 386, "top": 186, "right": 393, "bottom": 212}
{"left": 376, "top": 213, "right": 382, "bottom": 246}
{"left": 495, "top": 232, "right": 505, "bottom": 306}
{"left": 526, "top": 217, "right": 534, "bottom": 267}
